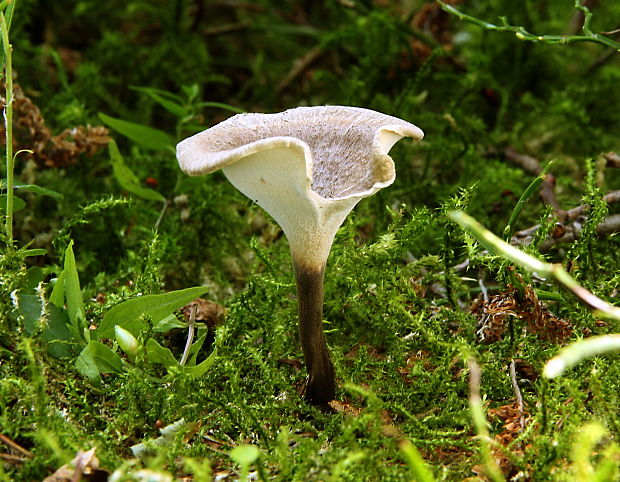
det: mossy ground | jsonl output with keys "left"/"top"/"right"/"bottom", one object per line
{"left": 1, "top": 1, "right": 620, "bottom": 480}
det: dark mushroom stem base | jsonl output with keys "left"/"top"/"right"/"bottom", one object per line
{"left": 293, "top": 260, "right": 336, "bottom": 406}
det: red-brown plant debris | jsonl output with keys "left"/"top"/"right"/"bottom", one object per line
{"left": 0, "top": 80, "right": 110, "bottom": 168}
{"left": 471, "top": 280, "right": 572, "bottom": 344}
{"left": 181, "top": 298, "right": 226, "bottom": 332}
{"left": 484, "top": 401, "right": 533, "bottom": 479}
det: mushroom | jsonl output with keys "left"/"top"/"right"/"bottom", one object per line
{"left": 177, "top": 106, "right": 423, "bottom": 406}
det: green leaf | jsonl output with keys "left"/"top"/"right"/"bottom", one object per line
{"left": 196, "top": 101, "right": 245, "bottom": 114}
{"left": 18, "top": 293, "right": 43, "bottom": 335}
{"left": 109, "top": 140, "right": 166, "bottom": 202}
{"left": 152, "top": 313, "right": 187, "bottom": 333}
{"left": 99, "top": 113, "right": 174, "bottom": 152}
{"left": 183, "top": 350, "right": 217, "bottom": 378}
{"left": 146, "top": 338, "right": 179, "bottom": 369}
{"left": 49, "top": 272, "right": 66, "bottom": 309}
{"left": 14, "top": 184, "right": 64, "bottom": 199}
{"left": 181, "top": 83, "right": 200, "bottom": 102}
{"left": 0, "top": 194, "right": 26, "bottom": 212}
{"left": 132, "top": 86, "right": 188, "bottom": 118}
{"left": 75, "top": 340, "right": 123, "bottom": 386}
{"left": 42, "top": 304, "right": 81, "bottom": 359}
{"left": 22, "top": 248, "right": 47, "bottom": 257}
{"left": 187, "top": 330, "right": 208, "bottom": 365}
{"left": 63, "top": 240, "right": 86, "bottom": 329}
{"left": 22, "top": 266, "right": 45, "bottom": 294}
{"left": 98, "top": 286, "right": 208, "bottom": 338}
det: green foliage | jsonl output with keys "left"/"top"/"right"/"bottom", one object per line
{"left": 109, "top": 139, "right": 166, "bottom": 202}
{"left": 98, "top": 285, "right": 208, "bottom": 338}
{"left": 99, "top": 112, "right": 174, "bottom": 153}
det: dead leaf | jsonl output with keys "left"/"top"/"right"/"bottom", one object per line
{"left": 43, "top": 448, "right": 108, "bottom": 482}
{"left": 181, "top": 298, "right": 226, "bottom": 331}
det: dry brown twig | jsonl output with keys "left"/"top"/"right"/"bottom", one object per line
{"left": 277, "top": 46, "right": 325, "bottom": 94}
{"left": 0, "top": 433, "right": 33, "bottom": 465}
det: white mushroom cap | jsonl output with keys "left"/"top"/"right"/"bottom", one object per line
{"left": 177, "top": 106, "right": 423, "bottom": 268}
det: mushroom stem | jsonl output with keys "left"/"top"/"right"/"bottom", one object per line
{"left": 293, "top": 259, "right": 335, "bottom": 406}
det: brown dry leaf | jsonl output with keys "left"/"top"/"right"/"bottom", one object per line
{"left": 406, "top": 0, "right": 465, "bottom": 63}
{"left": 397, "top": 350, "right": 434, "bottom": 384}
{"left": 42, "top": 447, "right": 108, "bottom": 482}
{"left": 328, "top": 399, "right": 364, "bottom": 417}
{"left": 181, "top": 298, "right": 226, "bottom": 331}
{"left": 513, "top": 358, "right": 539, "bottom": 382}
{"left": 0, "top": 78, "right": 110, "bottom": 169}
{"left": 344, "top": 343, "right": 386, "bottom": 360}
{"left": 425, "top": 445, "right": 473, "bottom": 465}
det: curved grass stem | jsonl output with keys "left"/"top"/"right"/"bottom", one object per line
{"left": 1, "top": 11, "right": 13, "bottom": 248}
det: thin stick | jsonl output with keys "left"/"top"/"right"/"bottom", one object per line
{"left": 180, "top": 304, "right": 197, "bottom": 366}
{"left": 0, "top": 453, "right": 28, "bottom": 463}
{"left": 0, "top": 433, "right": 33, "bottom": 458}
{"left": 509, "top": 360, "right": 525, "bottom": 431}
{"left": 154, "top": 199, "right": 169, "bottom": 232}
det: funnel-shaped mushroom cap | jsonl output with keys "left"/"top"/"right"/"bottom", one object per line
{"left": 177, "top": 106, "right": 423, "bottom": 268}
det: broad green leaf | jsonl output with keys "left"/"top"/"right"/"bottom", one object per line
{"left": 109, "top": 140, "right": 166, "bottom": 202}
{"left": 49, "top": 272, "right": 66, "bottom": 309}
{"left": 22, "top": 266, "right": 45, "bottom": 294}
{"left": 63, "top": 241, "right": 85, "bottom": 329}
{"left": 152, "top": 313, "right": 187, "bottom": 333}
{"left": 187, "top": 330, "right": 208, "bottom": 365}
{"left": 99, "top": 113, "right": 174, "bottom": 152}
{"left": 18, "top": 293, "right": 43, "bottom": 335}
{"left": 42, "top": 304, "right": 80, "bottom": 359}
{"left": 132, "top": 86, "right": 188, "bottom": 118}
{"left": 75, "top": 345, "right": 101, "bottom": 385}
{"left": 0, "top": 194, "right": 26, "bottom": 212}
{"left": 184, "top": 350, "right": 217, "bottom": 378}
{"left": 146, "top": 338, "right": 179, "bottom": 369}
{"left": 14, "top": 184, "right": 63, "bottom": 199}
{"left": 98, "top": 286, "right": 208, "bottom": 338}
{"left": 75, "top": 340, "right": 123, "bottom": 386}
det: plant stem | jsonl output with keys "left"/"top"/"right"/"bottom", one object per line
{"left": 180, "top": 304, "right": 197, "bottom": 366}
{"left": 1, "top": 11, "right": 13, "bottom": 247}
{"left": 544, "top": 334, "right": 620, "bottom": 379}
{"left": 293, "top": 259, "right": 335, "bottom": 406}
{"left": 438, "top": 1, "right": 620, "bottom": 52}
